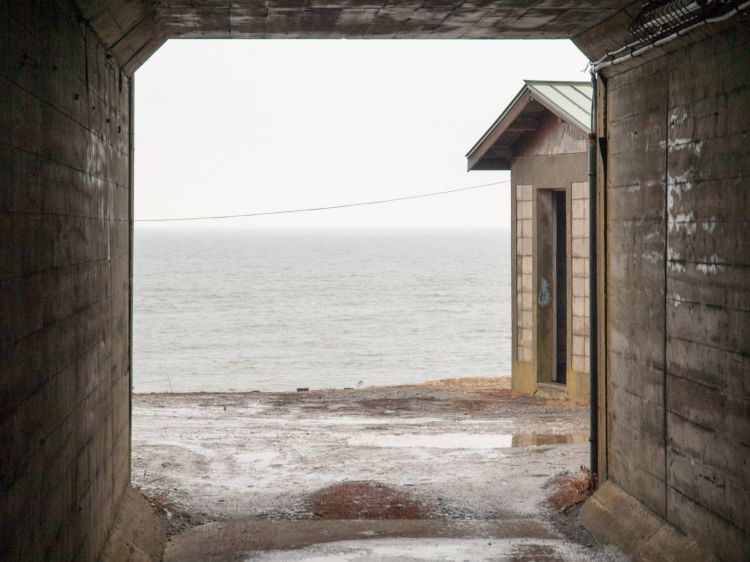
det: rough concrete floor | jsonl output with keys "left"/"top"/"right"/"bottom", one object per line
{"left": 131, "top": 378, "right": 626, "bottom": 561}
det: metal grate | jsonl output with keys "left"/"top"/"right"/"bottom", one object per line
{"left": 629, "top": 0, "right": 736, "bottom": 43}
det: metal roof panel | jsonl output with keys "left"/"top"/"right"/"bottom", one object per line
{"left": 525, "top": 80, "right": 593, "bottom": 132}
{"left": 466, "top": 80, "right": 592, "bottom": 171}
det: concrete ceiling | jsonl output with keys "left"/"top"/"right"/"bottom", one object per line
{"left": 74, "top": 1, "right": 637, "bottom": 74}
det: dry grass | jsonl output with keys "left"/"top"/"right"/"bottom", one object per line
{"left": 417, "top": 376, "right": 512, "bottom": 389}
{"left": 135, "top": 487, "right": 173, "bottom": 513}
{"left": 547, "top": 466, "right": 597, "bottom": 512}
{"left": 135, "top": 487, "right": 209, "bottom": 537}
{"left": 145, "top": 490, "right": 172, "bottom": 508}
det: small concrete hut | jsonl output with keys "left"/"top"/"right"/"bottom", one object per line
{"left": 467, "top": 80, "right": 593, "bottom": 403}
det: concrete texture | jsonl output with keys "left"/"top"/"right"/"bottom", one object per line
{"left": 166, "top": 519, "right": 623, "bottom": 562}
{"left": 1, "top": 1, "right": 131, "bottom": 560}
{"left": 2, "top": 0, "right": 749, "bottom": 559}
{"left": 73, "top": 1, "right": 634, "bottom": 74}
{"left": 589, "top": 17, "right": 750, "bottom": 562}
{"left": 569, "top": 180, "right": 590, "bottom": 402}
{"left": 99, "top": 486, "right": 166, "bottom": 562}
{"left": 580, "top": 482, "right": 718, "bottom": 562}
{"left": 516, "top": 183, "right": 535, "bottom": 374}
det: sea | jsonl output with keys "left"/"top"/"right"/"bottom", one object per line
{"left": 133, "top": 228, "right": 512, "bottom": 393}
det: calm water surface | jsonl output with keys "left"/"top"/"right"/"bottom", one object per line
{"left": 133, "top": 229, "right": 511, "bottom": 392}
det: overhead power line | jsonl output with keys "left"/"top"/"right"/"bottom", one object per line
{"left": 135, "top": 179, "right": 510, "bottom": 222}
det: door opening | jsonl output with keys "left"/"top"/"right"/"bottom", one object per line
{"left": 552, "top": 190, "right": 567, "bottom": 385}
{"left": 536, "top": 187, "right": 568, "bottom": 387}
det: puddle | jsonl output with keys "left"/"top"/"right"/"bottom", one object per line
{"left": 512, "top": 433, "right": 589, "bottom": 447}
{"left": 348, "top": 432, "right": 588, "bottom": 449}
{"left": 348, "top": 433, "right": 512, "bottom": 449}
{"left": 255, "top": 416, "right": 445, "bottom": 427}
{"left": 306, "top": 417, "right": 444, "bottom": 427}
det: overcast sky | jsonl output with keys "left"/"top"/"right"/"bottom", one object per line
{"left": 134, "top": 39, "right": 588, "bottom": 229}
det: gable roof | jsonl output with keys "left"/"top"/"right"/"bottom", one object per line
{"left": 466, "top": 80, "right": 593, "bottom": 171}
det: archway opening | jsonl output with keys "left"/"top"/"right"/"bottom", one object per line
{"left": 129, "top": 38, "right": 594, "bottom": 557}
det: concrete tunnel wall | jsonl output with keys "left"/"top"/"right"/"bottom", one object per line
{"left": 576, "top": 16, "right": 750, "bottom": 562}
{"left": 1, "top": 0, "right": 748, "bottom": 560}
{"left": 1, "top": 2, "right": 132, "bottom": 559}
{"left": 1, "top": 1, "right": 635, "bottom": 559}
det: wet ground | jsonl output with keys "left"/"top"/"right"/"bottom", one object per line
{"left": 132, "top": 377, "right": 626, "bottom": 561}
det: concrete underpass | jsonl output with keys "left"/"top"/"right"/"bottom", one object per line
{"left": 1, "top": 1, "right": 748, "bottom": 560}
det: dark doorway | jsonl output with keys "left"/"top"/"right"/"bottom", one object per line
{"left": 535, "top": 188, "right": 568, "bottom": 387}
{"left": 552, "top": 190, "right": 567, "bottom": 384}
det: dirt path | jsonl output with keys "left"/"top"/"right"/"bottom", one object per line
{"left": 131, "top": 378, "right": 623, "bottom": 561}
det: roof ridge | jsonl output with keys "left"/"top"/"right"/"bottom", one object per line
{"left": 524, "top": 81, "right": 592, "bottom": 131}
{"left": 523, "top": 79, "right": 591, "bottom": 86}
{"left": 466, "top": 79, "right": 593, "bottom": 170}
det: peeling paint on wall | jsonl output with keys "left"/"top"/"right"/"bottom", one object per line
{"left": 667, "top": 170, "right": 698, "bottom": 236}
{"left": 669, "top": 211, "right": 697, "bottom": 234}
{"left": 641, "top": 251, "right": 662, "bottom": 264}
{"left": 662, "top": 137, "right": 703, "bottom": 155}
{"left": 701, "top": 219, "right": 717, "bottom": 233}
{"left": 667, "top": 247, "right": 686, "bottom": 272}
{"left": 667, "top": 171, "right": 693, "bottom": 192}
{"left": 696, "top": 254, "right": 726, "bottom": 275}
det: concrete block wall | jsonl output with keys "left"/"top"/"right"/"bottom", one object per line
{"left": 515, "top": 183, "right": 534, "bottom": 372}
{"left": 0, "top": 1, "right": 131, "bottom": 559}
{"left": 510, "top": 152, "right": 590, "bottom": 403}
{"left": 596, "top": 20, "right": 749, "bottom": 562}
{"left": 569, "top": 180, "right": 590, "bottom": 399}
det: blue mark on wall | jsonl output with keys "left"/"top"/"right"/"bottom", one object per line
{"left": 538, "top": 278, "right": 550, "bottom": 306}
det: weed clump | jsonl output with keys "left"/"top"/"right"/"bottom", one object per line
{"left": 547, "top": 466, "right": 597, "bottom": 512}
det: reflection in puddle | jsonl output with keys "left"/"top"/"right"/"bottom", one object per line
{"left": 512, "top": 433, "right": 589, "bottom": 447}
{"left": 348, "top": 432, "right": 588, "bottom": 449}
{"left": 349, "top": 433, "right": 513, "bottom": 449}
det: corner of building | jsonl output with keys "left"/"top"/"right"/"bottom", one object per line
{"left": 580, "top": 481, "right": 720, "bottom": 562}
{"left": 511, "top": 360, "right": 536, "bottom": 395}
{"left": 99, "top": 486, "right": 166, "bottom": 562}
{"left": 565, "top": 369, "right": 590, "bottom": 403}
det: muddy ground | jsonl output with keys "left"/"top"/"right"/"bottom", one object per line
{"left": 132, "top": 377, "right": 625, "bottom": 561}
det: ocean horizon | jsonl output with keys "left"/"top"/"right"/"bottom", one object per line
{"left": 133, "top": 228, "right": 512, "bottom": 393}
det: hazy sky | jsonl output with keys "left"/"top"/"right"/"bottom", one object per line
{"left": 134, "top": 40, "right": 589, "bottom": 229}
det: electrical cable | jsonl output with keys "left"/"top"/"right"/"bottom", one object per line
{"left": 592, "top": 0, "right": 749, "bottom": 71}
{"left": 135, "top": 179, "right": 510, "bottom": 222}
